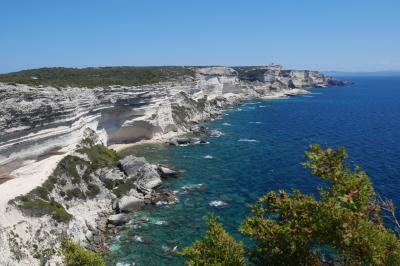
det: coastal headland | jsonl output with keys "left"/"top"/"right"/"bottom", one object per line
{"left": 0, "top": 65, "right": 346, "bottom": 265}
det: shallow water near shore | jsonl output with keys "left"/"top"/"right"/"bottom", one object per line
{"left": 105, "top": 76, "right": 400, "bottom": 266}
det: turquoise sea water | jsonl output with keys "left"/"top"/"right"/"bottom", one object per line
{"left": 105, "top": 77, "right": 400, "bottom": 266}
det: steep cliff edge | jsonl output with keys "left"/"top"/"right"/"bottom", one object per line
{"left": 0, "top": 65, "right": 345, "bottom": 265}
{"left": 0, "top": 129, "right": 179, "bottom": 265}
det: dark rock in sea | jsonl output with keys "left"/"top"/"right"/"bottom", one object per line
{"left": 151, "top": 191, "right": 178, "bottom": 205}
{"left": 190, "top": 124, "right": 200, "bottom": 132}
{"left": 136, "top": 216, "right": 149, "bottom": 223}
{"left": 168, "top": 137, "right": 194, "bottom": 146}
{"left": 142, "top": 237, "right": 152, "bottom": 245}
{"left": 191, "top": 125, "right": 208, "bottom": 135}
{"left": 167, "top": 138, "right": 179, "bottom": 146}
{"left": 157, "top": 165, "right": 181, "bottom": 178}
{"left": 176, "top": 138, "right": 193, "bottom": 145}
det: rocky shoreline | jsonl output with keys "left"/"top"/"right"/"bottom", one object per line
{"left": 0, "top": 65, "right": 347, "bottom": 265}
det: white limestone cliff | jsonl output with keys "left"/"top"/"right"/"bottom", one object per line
{"left": 0, "top": 65, "right": 345, "bottom": 265}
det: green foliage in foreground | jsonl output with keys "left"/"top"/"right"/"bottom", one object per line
{"left": 0, "top": 66, "right": 195, "bottom": 88}
{"left": 61, "top": 239, "right": 105, "bottom": 266}
{"left": 178, "top": 216, "right": 246, "bottom": 266}
{"left": 180, "top": 145, "right": 400, "bottom": 266}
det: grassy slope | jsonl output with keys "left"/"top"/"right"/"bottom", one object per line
{"left": 0, "top": 66, "right": 195, "bottom": 88}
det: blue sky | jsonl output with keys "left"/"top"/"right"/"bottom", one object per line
{"left": 1, "top": 0, "right": 399, "bottom": 73}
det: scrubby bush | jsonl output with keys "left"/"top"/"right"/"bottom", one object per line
{"left": 65, "top": 188, "right": 86, "bottom": 201}
{"left": 61, "top": 239, "right": 105, "bottom": 266}
{"left": 0, "top": 66, "right": 195, "bottom": 88}
{"left": 86, "top": 183, "right": 100, "bottom": 198}
{"left": 21, "top": 199, "right": 71, "bottom": 222}
{"left": 112, "top": 180, "right": 135, "bottom": 197}
{"left": 179, "top": 216, "right": 245, "bottom": 266}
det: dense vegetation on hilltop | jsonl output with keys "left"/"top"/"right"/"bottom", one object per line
{"left": 180, "top": 145, "right": 400, "bottom": 265}
{"left": 0, "top": 66, "right": 195, "bottom": 88}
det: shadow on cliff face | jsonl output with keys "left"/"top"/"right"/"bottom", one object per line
{"left": 107, "top": 121, "right": 162, "bottom": 145}
{"left": 35, "top": 146, "right": 65, "bottom": 161}
{"left": 0, "top": 165, "right": 15, "bottom": 184}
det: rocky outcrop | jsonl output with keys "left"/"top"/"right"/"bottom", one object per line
{"left": 0, "top": 66, "right": 343, "bottom": 181}
{"left": 107, "top": 213, "right": 129, "bottom": 226}
{"left": 0, "top": 129, "right": 180, "bottom": 265}
{"left": 119, "top": 155, "right": 162, "bottom": 193}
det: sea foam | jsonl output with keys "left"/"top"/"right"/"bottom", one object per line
{"left": 209, "top": 200, "right": 228, "bottom": 207}
{"left": 238, "top": 139, "right": 259, "bottom": 142}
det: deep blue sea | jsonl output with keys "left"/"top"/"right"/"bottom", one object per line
{"left": 105, "top": 77, "right": 400, "bottom": 266}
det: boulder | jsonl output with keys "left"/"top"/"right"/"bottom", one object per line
{"left": 119, "top": 155, "right": 162, "bottom": 193}
{"left": 167, "top": 138, "right": 179, "bottom": 146}
{"left": 177, "top": 137, "right": 193, "bottom": 145}
{"left": 151, "top": 191, "right": 178, "bottom": 205}
{"left": 119, "top": 195, "right": 145, "bottom": 213}
{"left": 157, "top": 165, "right": 181, "bottom": 178}
{"left": 107, "top": 214, "right": 129, "bottom": 226}
{"left": 119, "top": 155, "right": 147, "bottom": 177}
{"left": 190, "top": 124, "right": 200, "bottom": 132}
{"left": 168, "top": 137, "right": 194, "bottom": 146}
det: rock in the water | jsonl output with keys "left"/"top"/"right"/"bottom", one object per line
{"left": 108, "top": 214, "right": 129, "bottom": 226}
{"left": 151, "top": 191, "right": 178, "bottom": 205}
{"left": 168, "top": 137, "right": 194, "bottom": 146}
{"left": 142, "top": 237, "right": 152, "bottom": 244}
{"left": 119, "top": 195, "right": 145, "bottom": 213}
{"left": 157, "top": 165, "right": 180, "bottom": 178}
{"left": 167, "top": 138, "right": 179, "bottom": 146}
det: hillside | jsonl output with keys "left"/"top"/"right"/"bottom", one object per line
{"left": 0, "top": 66, "right": 195, "bottom": 88}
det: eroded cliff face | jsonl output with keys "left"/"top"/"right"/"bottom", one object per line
{"left": 0, "top": 66, "right": 344, "bottom": 193}
{"left": 0, "top": 129, "right": 179, "bottom": 265}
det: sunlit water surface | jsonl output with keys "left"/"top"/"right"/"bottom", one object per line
{"left": 105, "top": 77, "right": 400, "bottom": 266}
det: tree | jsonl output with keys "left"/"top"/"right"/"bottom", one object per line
{"left": 178, "top": 216, "right": 246, "bottom": 266}
{"left": 61, "top": 239, "right": 106, "bottom": 266}
{"left": 180, "top": 145, "right": 400, "bottom": 265}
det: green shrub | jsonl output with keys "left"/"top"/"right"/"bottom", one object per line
{"left": 112, "top": 180, "right": 135, "bottom": 197}
{"left": 179, "top": 216, "right": 245, "bottom": 266}
{"left": 61, "top": 239, "right": 105, "bottom": 266}
{"left": 53, "top": 155, "right": 88, "bottom": 183}
{"left": 86, "top": 183, "right": 100, "bottom": 198}
{"left": 21, "top": 199, "right": 71, "bottom": 223}
{"left": 65, "top": 188, "right": 86, "bottom": 201}
{"left": 0, "top": 66, "right": 195, "bottom": 88}
{"left": 31, "top": 186, "right": 50, "bottom": 200}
